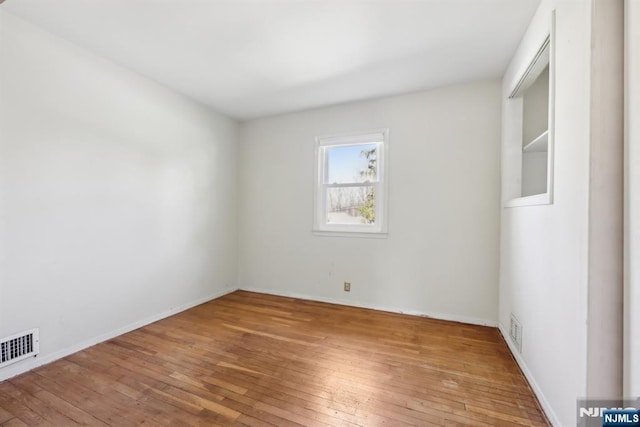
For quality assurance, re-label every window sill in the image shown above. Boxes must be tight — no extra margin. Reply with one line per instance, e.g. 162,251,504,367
312,230,389,239
504,192,553,208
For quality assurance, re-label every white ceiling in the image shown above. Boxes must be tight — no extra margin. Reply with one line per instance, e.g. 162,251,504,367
3,0,539,120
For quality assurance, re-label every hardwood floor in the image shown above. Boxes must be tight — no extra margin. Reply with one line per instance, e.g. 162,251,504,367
0,291,549,426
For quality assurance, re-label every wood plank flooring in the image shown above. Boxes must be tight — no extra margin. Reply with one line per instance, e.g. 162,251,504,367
0,291,549,426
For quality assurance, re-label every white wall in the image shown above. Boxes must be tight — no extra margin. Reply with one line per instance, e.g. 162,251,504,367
500,2,590,425
0,11,238,380
238,80,501,325
586,0,624,399
500,1,625,425
624,0,640,397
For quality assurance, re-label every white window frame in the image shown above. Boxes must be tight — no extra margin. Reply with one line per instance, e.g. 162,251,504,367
313,128,389,238
504,12,556,208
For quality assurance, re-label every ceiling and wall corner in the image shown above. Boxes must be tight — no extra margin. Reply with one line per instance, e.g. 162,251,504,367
1,0,540,120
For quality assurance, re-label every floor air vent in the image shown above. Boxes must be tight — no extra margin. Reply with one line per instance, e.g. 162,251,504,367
0,328,39,368
509,314,522,353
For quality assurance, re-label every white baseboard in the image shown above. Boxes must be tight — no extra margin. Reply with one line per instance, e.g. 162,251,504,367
240,286,497,327
498,323,561,427
0,286,238,382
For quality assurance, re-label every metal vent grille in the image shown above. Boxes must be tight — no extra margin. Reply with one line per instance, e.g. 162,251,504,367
0,329,39,369
509,314,522,353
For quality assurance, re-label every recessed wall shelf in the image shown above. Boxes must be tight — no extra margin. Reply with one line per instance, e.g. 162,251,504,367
523,130,548,153
503,12,555,208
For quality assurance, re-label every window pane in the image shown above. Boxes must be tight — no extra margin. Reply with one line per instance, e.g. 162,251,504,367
326,143,378,184
326,186,375,225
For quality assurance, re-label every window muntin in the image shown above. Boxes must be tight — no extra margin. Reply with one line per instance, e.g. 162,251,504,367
314,130,388,235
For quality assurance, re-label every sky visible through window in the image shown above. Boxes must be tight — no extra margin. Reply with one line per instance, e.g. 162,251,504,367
327,143,377,183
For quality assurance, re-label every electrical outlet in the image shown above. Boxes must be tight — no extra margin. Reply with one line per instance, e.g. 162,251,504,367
344,282,351,292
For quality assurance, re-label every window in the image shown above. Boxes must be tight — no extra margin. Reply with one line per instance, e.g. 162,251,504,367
313,129,389,236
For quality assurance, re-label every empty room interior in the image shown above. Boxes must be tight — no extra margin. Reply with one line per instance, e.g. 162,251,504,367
0,0,638,426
